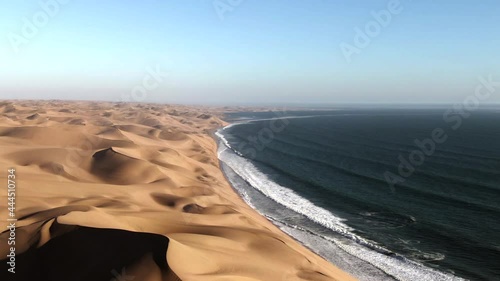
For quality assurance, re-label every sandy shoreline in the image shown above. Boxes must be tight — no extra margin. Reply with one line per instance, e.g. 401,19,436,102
0,100,354,281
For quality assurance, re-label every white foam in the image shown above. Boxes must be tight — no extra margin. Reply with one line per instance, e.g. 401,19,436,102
216,134,386,250
330,237,464,281
216,128,467,281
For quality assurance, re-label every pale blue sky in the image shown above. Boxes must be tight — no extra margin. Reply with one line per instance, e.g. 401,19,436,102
1,0,499,105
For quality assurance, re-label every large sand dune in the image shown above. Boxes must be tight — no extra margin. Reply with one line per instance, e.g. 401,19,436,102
0,101,354,281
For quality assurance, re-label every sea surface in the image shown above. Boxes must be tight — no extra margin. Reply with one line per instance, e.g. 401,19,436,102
215,108,500,281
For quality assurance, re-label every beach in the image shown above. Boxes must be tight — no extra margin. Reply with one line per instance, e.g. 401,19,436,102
0,100,354,281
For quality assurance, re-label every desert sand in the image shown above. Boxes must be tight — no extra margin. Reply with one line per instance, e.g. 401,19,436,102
0,100,355,281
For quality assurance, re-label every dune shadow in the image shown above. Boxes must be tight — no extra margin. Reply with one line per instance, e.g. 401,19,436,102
0,226,179,281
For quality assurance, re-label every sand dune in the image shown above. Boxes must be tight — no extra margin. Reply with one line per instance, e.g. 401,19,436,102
0,100,354,281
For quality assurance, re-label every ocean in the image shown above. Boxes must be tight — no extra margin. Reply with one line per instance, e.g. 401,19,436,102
215,108,500,281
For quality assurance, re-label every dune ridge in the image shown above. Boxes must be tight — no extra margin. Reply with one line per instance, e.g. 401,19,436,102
0,100,354,281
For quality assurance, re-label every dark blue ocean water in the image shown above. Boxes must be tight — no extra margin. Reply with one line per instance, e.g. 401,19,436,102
216,108,500,281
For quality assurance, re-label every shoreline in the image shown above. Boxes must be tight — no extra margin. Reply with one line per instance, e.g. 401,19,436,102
207,119,361,280
215,113,470,281
213,120,392,281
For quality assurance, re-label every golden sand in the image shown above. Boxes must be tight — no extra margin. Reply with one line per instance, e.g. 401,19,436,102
0,100,354,281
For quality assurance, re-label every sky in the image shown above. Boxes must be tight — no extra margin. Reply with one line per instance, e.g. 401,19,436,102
1,0,500,105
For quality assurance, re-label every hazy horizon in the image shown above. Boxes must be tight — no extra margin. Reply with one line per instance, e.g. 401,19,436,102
1,1,499,105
